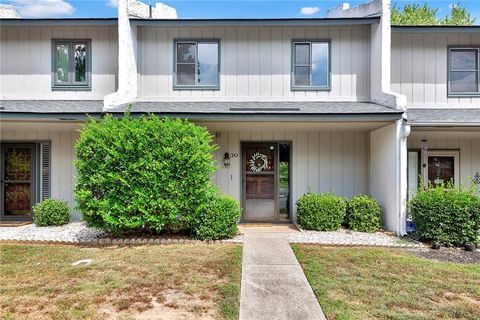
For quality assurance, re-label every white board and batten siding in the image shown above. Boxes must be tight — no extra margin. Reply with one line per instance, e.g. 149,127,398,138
408,131,480,186
0,26,118,100
137,25,371,101
1,125,82,220
391,32,480,108
210,129,369,221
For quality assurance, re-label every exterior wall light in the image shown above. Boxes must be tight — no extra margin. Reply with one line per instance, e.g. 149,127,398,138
223,152,231,166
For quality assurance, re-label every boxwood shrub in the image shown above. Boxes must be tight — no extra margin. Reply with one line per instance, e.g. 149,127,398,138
193,194,241,240
74,113,217,234
345,195,382,233
409,186,480,246
33,198,70,226
296,193,346,231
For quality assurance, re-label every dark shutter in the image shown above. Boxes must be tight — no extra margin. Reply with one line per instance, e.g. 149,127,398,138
40,142,51,200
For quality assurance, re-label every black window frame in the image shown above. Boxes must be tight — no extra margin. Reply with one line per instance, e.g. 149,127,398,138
291,39,331,91
447,46,480,97
51,39,91,91
173,39,220,90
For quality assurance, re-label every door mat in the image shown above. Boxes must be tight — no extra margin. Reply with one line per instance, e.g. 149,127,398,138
0,221,32,227
240,223,273,227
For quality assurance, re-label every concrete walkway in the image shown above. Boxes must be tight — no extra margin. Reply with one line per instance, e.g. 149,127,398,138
239,228,326,320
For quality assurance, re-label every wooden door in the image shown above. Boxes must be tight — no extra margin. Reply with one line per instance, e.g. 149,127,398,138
242,143,277,222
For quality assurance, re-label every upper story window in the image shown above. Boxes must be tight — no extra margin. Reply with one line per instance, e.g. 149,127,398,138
52,40,91,90
174,40,220,89
448,47,479,96
292,40,330,91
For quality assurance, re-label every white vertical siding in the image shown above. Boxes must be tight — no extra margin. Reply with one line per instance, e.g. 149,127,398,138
137,25,371,101
408,131,480,187
0,26,118,100
210,129,370,221
1,124,81,220
391,31,480,107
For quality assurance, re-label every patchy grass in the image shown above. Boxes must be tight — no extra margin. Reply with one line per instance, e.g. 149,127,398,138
0,244,242,320
292,246,480,320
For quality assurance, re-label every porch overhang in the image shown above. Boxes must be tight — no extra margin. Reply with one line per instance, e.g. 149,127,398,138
1,100,404,122
406,108,480,127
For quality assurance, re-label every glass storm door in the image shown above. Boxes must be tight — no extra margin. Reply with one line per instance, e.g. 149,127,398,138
1,144,36,220
424,151,459,188
243,143,277,222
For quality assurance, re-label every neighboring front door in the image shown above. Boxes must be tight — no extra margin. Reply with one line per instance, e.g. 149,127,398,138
242,143,277,222
0,143,36,221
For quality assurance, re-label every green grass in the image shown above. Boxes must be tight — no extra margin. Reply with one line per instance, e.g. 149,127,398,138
292,246,480,320
0,243,242,320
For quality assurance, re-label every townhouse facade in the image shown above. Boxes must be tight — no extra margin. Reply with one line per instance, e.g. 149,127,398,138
1,0,479,235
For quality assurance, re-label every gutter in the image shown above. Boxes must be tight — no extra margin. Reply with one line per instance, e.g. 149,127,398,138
0,112,404,122
408,122,480,127
131,16,380,27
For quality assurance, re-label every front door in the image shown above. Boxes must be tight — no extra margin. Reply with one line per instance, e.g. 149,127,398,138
0,143,36,221
242,143,277,222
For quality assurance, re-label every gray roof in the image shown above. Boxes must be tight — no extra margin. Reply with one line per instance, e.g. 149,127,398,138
1,100,103,113
1,100,402,119
392,26,480,33
1,16,380,27
407,108,480,126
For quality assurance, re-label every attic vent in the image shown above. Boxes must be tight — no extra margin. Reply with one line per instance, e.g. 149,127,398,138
229,107,300,112
40,142,51,200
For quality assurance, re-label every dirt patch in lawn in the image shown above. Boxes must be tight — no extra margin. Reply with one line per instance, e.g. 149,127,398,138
410,247,480,264
0,243,242,320
100,289,217,320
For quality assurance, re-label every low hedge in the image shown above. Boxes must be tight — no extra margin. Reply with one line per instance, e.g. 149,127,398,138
345,195,382,233
297,193,346,231
33,199,70,226
409,186,480,246
193,195,241,240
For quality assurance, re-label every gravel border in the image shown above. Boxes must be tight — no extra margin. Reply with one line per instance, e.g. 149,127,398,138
0,222,244,245
0,222,420,248
287,229,422,247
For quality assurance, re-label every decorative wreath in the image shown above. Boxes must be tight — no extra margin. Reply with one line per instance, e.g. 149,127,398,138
249,152,269,172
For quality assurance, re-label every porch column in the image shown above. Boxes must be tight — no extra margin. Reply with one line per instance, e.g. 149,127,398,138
370,119,410,235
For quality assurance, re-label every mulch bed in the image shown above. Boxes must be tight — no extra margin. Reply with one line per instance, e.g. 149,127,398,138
410,247,480,264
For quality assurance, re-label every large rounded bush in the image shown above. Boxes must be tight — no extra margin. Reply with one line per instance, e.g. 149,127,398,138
409,186,480,246
33,198,70,226
74,114,217,234
193,195,241,240
345,195,382,233
296,193,346,231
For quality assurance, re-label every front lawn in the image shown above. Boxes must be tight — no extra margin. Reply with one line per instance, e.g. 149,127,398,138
293,246,480,320
0,243,242,320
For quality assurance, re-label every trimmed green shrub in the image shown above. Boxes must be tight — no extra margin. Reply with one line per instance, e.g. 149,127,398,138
74,113,217,234
345,195,382,233
193,195,241,240
33,199,70,226
296,193,346,231
409,185,480,246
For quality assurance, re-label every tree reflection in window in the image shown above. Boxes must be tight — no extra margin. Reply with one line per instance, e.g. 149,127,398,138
74,44,87,82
